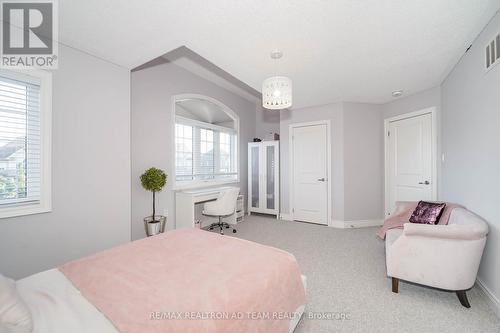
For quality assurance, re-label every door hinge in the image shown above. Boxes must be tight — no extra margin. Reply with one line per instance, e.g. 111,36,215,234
387,131,390,137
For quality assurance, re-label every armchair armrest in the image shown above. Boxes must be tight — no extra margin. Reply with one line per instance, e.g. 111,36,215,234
403,222,488,241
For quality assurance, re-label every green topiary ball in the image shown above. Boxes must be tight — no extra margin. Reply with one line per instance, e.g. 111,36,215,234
140,167,167,192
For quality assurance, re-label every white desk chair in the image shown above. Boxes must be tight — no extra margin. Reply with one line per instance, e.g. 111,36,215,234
203,187,240,235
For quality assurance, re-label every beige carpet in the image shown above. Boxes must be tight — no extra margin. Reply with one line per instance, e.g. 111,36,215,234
223,214,500,333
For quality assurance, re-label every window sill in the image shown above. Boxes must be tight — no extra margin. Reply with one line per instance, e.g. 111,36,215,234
173,179,240,191
0,202,52,219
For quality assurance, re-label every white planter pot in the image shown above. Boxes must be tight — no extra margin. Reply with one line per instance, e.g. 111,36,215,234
144,215,166,237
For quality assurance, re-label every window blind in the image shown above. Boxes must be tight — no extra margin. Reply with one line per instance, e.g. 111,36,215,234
175,117,237,183
0,74,41,206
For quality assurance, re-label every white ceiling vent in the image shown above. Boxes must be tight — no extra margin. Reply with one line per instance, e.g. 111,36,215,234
485,33,500,71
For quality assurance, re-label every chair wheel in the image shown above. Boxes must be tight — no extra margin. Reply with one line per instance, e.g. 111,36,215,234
225,225,229,229
220,231,224,235
209,227,213,230
232,229,237,233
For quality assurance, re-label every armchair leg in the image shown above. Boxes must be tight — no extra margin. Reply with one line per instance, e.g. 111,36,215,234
392,277,399,293
456,290,471,308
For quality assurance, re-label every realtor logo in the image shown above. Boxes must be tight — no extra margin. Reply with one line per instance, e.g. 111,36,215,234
1,0,58,68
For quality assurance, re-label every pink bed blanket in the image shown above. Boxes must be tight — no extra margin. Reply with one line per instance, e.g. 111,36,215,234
376,202,464,239
59,228,306,333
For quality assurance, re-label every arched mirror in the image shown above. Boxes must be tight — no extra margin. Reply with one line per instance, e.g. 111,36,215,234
173,94,239,188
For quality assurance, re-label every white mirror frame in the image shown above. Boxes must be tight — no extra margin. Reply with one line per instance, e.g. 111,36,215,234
171,94,240,190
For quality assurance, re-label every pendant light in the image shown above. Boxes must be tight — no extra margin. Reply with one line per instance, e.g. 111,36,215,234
262,50,292,110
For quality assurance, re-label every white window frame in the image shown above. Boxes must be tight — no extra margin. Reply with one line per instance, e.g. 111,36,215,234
0,69,52,219
172,94,240,190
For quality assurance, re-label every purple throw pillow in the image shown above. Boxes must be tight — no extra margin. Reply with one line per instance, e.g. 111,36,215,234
409,201,446,225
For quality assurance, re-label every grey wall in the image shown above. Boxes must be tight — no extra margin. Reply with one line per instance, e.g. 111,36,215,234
279,103,345,220
441,11,500,304
378,11,500,307
279,85,441,223
279,102,384,222
0,44,131,279
382,86,441,119
343,103,384,221
381,86,443,198
255,106,280,139
131,62,256,240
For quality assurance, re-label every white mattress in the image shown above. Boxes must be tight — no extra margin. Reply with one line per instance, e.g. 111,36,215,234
17,269,306,333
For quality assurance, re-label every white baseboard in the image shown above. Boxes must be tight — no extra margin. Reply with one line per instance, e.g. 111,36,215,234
330,220,345,228
330,219,383,229
476,278,500,318
279,215,383,229
344,219,384,228
279,213,293,221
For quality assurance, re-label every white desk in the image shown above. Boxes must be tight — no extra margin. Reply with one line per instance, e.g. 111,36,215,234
175,186,238,229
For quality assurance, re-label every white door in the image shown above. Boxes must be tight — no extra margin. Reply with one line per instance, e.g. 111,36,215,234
386,112,435,215
292,124,328,224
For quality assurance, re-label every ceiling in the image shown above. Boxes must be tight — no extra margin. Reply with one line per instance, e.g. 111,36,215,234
59,0,500,108
161,47,261,103
176,98,234,126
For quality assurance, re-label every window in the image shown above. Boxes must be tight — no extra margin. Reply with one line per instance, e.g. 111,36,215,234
175,118,238,186
174,96,239,188
198,128,214,179
0,70,51,218
219,132,232,174
175,123,193,181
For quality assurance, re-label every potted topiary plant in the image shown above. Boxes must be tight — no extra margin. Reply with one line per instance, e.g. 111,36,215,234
140,167,167,237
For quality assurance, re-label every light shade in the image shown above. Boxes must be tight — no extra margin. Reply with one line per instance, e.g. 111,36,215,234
262,76,292,110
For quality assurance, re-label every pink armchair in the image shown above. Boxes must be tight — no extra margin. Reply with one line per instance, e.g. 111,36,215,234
385,204,489,308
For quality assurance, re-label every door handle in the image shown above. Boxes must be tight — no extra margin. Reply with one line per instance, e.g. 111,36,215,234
418,181,430,185
317,178,326,182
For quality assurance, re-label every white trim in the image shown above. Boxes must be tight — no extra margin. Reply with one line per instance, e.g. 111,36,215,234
279,213,293,221
278,217,383,229
330,219,384,229
384,107,438,216
330,220,345,228
343,219,384,228
476,278,500,318
173,179,240,191
289,120,332,225
0,69,52,219
171,94,240,191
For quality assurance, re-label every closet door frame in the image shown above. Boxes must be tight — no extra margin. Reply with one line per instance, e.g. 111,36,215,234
247,141,279,217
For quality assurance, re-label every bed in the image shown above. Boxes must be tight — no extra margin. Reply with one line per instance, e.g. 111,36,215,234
12,228,307,333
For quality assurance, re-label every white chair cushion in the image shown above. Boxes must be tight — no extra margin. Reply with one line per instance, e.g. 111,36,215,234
0,274,33,333
203,187,240,217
